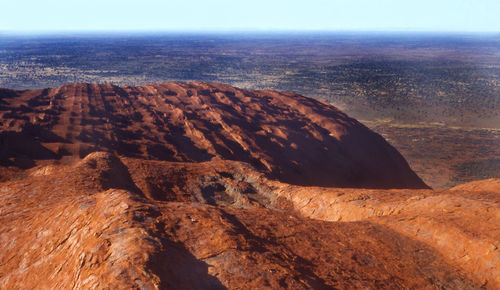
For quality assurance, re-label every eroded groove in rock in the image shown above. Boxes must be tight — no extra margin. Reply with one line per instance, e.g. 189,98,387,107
275,181,500,287
1,82,497,289
0,82,427,189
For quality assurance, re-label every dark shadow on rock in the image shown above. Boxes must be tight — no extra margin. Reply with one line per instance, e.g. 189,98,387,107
77,152,145,197
201,183,233,206
22,123,70,143
0,130,57,168
148,226,227,290
356,221,478,288
0,88,19,101
217,210,331,289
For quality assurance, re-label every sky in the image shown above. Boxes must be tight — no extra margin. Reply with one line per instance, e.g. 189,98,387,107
1,0,500,32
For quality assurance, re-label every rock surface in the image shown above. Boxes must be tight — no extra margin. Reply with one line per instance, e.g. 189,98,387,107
449,178,500,192
0,82,427,189
0,82,498,289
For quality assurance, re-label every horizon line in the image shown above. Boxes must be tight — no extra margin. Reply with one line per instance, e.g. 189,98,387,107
1,28,500,35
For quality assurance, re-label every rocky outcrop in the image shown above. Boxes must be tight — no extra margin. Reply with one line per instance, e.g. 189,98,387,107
2,82,497,289
273,182,500,288
0,82,427,189
449,178,500,192
0,155,487,288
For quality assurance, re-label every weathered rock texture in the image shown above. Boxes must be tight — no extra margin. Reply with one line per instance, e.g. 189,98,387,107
0,82,497,289
0,82,427,189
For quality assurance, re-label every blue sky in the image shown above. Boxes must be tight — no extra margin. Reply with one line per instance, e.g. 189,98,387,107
2,0,500,32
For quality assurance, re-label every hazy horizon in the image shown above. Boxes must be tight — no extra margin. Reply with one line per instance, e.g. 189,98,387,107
2,30,500,36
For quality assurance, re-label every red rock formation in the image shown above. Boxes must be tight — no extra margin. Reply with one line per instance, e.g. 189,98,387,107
1,82,497,289
449,178,500,192
273,180,500,288
0,154,487,288
0,82,427,189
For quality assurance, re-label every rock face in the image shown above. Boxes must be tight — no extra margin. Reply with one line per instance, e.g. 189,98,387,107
1,82,498,289
0,82,427,189
0,152,498,289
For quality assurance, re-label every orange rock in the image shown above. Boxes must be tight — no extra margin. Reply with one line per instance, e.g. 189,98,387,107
1,82,496,288
0,82,427,189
